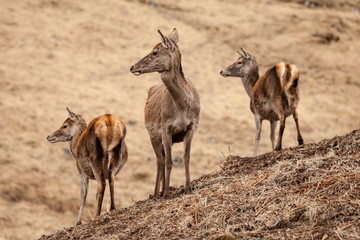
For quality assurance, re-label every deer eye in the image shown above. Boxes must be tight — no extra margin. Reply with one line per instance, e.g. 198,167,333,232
63,125,68,129
237,61,243,65
153,49,158,56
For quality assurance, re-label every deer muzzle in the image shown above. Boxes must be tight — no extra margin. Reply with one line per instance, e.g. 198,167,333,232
130,65,142,76
47,135,57,143
46,133,72,143
220,69,230,77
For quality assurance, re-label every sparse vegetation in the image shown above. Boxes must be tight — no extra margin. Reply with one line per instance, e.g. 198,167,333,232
40,130,360,239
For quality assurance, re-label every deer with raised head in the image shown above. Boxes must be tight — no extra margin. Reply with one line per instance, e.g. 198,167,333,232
130,28,200,199
220,48,303,155
47,108,128,224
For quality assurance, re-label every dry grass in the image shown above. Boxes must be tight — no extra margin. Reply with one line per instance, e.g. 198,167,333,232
40,129,360,240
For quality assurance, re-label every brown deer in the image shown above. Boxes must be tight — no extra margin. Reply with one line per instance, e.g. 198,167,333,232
47,108,128,224
130,28,200,199
220,48,303,155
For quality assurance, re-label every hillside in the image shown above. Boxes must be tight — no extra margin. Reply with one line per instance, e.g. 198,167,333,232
1,0,360,239
39,129,360,240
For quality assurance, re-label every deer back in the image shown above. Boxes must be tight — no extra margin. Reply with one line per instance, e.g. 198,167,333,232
251,63,300,119
79,114,125,153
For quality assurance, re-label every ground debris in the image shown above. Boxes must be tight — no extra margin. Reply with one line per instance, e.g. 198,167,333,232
40,129,360,240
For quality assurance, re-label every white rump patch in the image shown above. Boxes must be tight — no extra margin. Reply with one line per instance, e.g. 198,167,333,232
287,64,299,89
277,63,286,89
291,65,297,78
108,122,123,151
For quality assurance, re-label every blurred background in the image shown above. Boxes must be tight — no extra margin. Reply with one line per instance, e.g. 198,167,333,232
0,0,359,239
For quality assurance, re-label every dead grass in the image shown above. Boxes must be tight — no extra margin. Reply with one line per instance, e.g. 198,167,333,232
40,129,360,240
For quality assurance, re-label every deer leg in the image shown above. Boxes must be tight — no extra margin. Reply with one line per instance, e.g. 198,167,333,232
254,115,263,156
89,160,106,217
94,170,106,216
108,152,117,211
270,120,277,151
90,157,106,217
76,174,89,225
161,160,165,197
162,133,173,199
183,130,194,194
290,99,304,145
150,138,165,198
108,166,115,211
275,112,287,151
91,137,106,217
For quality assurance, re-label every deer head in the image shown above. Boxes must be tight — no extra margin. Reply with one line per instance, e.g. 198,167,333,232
220,48,258,78
130,28,180,75
47,107,80,143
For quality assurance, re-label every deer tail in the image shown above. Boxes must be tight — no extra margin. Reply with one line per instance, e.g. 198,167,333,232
102,125,127,179
276,63,299,90
276,63,300,106
286,64,299,90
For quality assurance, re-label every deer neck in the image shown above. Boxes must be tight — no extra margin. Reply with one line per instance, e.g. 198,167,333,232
242,66,259,98
160,53,191,111
69,118,87,158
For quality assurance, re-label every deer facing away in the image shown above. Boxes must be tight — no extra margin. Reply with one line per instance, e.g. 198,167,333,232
130,28,200,199
47,108,128,224
220,48,303,155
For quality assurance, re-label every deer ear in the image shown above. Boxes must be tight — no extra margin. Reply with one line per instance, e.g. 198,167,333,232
168,28,179,44
240,47,251,60
66,107,77,121
237,50,245,58
158,29,169,49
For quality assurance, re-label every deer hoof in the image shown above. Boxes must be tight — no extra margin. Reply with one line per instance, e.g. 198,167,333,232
274,146,281,151
185,185,192,194
162,192,169,199
75,220,82,226
150,193,160,199
298,139,304,145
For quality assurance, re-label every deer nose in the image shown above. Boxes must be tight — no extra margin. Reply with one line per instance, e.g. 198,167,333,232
130,65,134,72
220,70,223,75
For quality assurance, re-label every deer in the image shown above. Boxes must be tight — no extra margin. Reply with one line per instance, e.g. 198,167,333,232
47,108,128,224
130,28,200,199
220,48,304,156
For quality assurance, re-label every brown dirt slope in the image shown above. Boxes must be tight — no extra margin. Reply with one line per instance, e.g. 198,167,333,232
39,129,360,240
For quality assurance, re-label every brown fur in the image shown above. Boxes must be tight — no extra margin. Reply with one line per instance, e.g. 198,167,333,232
220,48,303,155
130,29,200,198
47,108,128,224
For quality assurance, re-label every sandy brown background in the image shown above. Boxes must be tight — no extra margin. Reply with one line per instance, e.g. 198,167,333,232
0,0,359,239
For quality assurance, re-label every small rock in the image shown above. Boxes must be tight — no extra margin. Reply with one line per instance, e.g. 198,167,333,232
64,148,72,157
173,156,184,167
128,120,137,126
48,52,56,59
311,31,340,44
149,1,158,7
